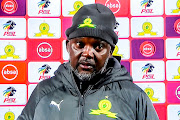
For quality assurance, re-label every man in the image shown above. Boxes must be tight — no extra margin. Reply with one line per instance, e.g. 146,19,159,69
17,3,159,120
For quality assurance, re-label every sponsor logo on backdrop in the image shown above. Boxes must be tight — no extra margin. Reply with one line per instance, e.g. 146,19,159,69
142,63,155,79
174,19,180,34
38,0,51,14
140,41,156,57
0,44,19,59
178,110,180,119
144,87,159,102
3,20,16,36
176,42,180,56
3,87,16,103
38,64,51,80
4,111,15,120
173,66,180,79
105,0,121,14
37,42,53,58
172,0,180,13
34,22,54,37
112,45,124,58
176,85,180,100
69,1,84,15
141,0,153,13
138,22,157,36
1,64,18,81
1,0,18,14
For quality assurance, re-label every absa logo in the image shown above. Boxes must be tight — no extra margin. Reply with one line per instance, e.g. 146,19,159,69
176,85,180,100
174,19,180,34
1,0,18,14
105,0,121,14
1,64,18,81
37,42,53,58
140,41,156,57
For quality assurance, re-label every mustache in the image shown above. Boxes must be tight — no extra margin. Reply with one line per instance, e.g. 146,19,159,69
77,58,96,67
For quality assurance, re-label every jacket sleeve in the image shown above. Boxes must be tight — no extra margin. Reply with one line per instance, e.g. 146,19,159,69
17,84,42,120
135,91,159,120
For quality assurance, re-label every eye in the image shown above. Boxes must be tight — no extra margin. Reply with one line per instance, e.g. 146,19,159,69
76,41,84,48
94,43,104,51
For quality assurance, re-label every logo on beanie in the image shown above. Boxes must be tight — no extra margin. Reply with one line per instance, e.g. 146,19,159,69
78,17,96,28
69,1,84,15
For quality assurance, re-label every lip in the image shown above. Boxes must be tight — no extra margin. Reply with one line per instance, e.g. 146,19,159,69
79,63,94,70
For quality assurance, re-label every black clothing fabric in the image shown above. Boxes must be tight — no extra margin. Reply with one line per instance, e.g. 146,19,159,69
17,57,159,120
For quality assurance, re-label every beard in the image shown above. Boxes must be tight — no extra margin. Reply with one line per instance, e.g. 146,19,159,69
70,57,109,82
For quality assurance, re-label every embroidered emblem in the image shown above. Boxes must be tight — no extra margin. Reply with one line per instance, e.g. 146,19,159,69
78,17,96,28
89,96,118,118
50,100,63,111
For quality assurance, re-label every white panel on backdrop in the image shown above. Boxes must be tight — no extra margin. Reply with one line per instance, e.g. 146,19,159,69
0,106,24,120
115,17,129,38
114,39,130,60
167,105,180,120
166,60,180,81
131,0,163,16
165,0,180,15
28,18,61,39
28,62,61,83
0,40,26,61
166,38,180,59
0,84,27,105
131,17,164,38
28,0,61,16
62,0,95,17
0,18,26,38
28,84,37,99
132,61,165,81
135,83,165,103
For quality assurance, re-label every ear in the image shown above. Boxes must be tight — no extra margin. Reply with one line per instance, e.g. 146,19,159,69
66,40,70,53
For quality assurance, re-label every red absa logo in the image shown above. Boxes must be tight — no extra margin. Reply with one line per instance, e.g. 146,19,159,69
37,42,53,58
140,41,156,57
1,0,18,14
2,64,18,81
105,0,121,14
174,19,180,34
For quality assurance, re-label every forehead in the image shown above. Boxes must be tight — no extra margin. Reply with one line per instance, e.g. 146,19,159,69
70,37,109,44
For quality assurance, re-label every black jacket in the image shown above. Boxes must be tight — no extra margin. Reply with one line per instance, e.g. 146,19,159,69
17,57,159,120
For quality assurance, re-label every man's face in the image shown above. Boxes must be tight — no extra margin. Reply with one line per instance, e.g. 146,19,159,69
66,37,111,76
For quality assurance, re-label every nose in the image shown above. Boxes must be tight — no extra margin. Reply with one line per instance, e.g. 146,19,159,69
81,45,94,58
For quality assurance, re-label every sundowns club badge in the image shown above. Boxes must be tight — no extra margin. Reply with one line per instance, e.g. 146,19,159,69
89,96,118,118
172,0,180,13
78,17,96,28
138,22,157,36
4,111,15,120
0,44,19,59
69,1,84,15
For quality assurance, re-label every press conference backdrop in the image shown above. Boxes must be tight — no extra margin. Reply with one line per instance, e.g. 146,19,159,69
0,0,180,119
